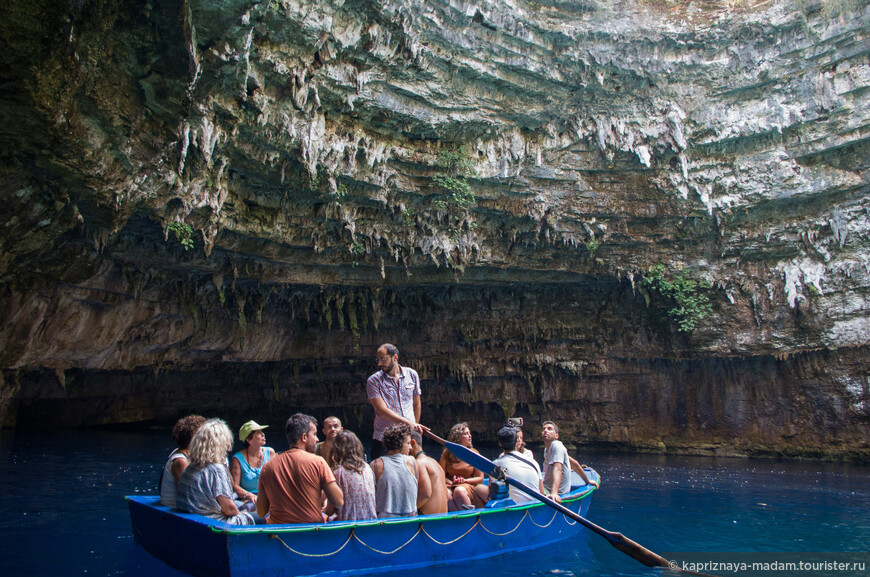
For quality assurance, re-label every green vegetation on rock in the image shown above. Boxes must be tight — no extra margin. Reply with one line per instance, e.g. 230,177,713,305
432,146,476,211
167,223,195,251
641,264,713,332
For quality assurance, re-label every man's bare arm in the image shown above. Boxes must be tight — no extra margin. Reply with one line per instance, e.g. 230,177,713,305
369,396,426,433
568,455,598,488
369,397,414,425
323,481,344,508
550,462,563,504
256,488,270,518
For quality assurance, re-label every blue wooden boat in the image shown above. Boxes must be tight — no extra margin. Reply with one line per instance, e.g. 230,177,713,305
127,469,599,577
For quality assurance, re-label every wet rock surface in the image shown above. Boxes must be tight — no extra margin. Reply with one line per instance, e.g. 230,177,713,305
0,0,868,458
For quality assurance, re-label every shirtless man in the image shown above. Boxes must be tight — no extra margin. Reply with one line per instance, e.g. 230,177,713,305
409,431,448,515
314,416,342,465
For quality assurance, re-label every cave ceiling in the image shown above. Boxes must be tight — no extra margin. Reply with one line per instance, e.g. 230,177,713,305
0,0,868,445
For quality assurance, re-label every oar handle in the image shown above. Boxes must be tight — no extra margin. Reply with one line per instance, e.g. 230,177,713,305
423,429,448,446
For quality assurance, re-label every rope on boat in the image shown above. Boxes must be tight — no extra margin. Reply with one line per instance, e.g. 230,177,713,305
476,511,528,537
271,531,354,557
270,502,581,556
352,525,423,554
420,518,481,544
525,508,559,528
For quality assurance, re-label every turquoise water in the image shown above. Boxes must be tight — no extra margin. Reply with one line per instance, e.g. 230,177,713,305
1,429,868,577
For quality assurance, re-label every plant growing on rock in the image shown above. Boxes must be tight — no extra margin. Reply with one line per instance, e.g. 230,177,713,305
349,241,365,266
585,238,600,255
432,146,476,210
641,264,713,332
167,222,195,250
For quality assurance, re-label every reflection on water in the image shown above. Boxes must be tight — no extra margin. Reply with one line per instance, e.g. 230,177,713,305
1,429,868,577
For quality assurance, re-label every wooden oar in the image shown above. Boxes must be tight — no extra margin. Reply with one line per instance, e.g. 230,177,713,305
424,429,714,576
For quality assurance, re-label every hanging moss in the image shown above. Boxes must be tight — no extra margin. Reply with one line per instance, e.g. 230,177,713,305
335,291,346,331
356,290,369,332
236,296,247,351
499,397,516,422
321,291,334,329
271,373,280,402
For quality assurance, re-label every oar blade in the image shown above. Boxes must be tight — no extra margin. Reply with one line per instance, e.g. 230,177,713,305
608,534,674,568
442,440,499,476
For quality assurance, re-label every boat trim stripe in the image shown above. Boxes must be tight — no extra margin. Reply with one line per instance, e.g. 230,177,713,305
210,486,595,536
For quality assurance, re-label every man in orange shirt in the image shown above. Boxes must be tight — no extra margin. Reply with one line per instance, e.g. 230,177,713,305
257,413,344,523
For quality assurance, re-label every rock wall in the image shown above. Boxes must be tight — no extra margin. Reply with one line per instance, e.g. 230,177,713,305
0,0,868,458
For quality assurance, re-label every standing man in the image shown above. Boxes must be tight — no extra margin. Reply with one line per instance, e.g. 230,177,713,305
367,343,424,459
409,431,449,515
541,421,571,504
257,413,343,524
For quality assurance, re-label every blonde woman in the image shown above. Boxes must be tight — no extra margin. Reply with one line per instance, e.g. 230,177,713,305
177,418,255,525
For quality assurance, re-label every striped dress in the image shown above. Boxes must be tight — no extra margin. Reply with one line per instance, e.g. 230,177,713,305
177,462,254,525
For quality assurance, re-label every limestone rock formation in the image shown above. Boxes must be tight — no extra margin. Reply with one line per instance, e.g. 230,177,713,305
0,0,868,458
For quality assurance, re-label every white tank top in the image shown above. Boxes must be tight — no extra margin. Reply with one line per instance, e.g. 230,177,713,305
159,449,188,507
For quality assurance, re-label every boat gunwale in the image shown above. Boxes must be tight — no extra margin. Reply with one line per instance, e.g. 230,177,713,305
127,475,598,536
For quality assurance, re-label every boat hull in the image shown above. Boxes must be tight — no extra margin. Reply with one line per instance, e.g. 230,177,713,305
128,473,597,577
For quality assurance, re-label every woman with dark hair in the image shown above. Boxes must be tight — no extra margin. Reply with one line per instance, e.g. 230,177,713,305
325,431,376,521
177,419,255,525
439,422,488,510
160,414,206,508
230,420,276,510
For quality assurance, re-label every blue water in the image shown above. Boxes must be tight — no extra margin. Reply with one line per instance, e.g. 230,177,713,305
2,429,868,577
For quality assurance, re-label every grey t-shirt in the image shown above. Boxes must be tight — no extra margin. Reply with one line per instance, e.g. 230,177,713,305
543,440,571,496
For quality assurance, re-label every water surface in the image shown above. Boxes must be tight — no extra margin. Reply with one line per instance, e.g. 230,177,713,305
2,429,867,577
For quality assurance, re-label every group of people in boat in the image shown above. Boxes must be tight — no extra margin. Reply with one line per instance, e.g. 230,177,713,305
157,343,598,525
